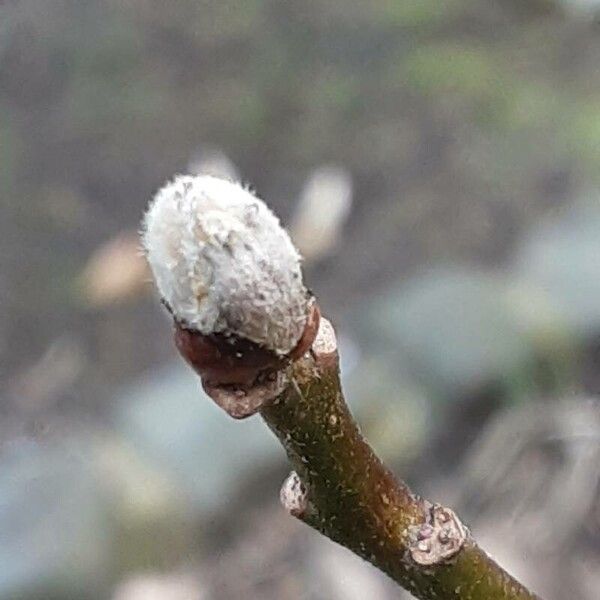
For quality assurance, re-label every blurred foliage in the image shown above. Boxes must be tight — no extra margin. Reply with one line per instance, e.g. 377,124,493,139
0,443,112,599
363,267,576,404
1,1,600,598
113,363,280,516
515,194,600,337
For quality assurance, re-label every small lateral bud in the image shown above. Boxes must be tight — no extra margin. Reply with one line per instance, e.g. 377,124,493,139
280,471,308,517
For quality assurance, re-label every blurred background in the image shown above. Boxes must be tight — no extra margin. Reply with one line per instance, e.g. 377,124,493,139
1,1,600,598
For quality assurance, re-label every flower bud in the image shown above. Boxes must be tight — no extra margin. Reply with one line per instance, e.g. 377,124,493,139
142,174,310,356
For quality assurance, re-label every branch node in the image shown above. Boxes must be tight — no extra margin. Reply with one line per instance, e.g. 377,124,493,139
177,301,321,419
409,504,469,566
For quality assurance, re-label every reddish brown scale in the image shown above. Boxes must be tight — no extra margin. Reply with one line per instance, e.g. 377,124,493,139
173,302,320,388
288,301,321,360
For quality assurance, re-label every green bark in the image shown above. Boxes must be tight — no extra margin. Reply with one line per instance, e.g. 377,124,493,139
260,350,540,600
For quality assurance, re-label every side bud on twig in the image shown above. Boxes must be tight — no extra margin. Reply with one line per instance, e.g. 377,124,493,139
142,174,319,417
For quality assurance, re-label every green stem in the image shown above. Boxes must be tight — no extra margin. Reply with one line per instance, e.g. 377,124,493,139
260,350,540,600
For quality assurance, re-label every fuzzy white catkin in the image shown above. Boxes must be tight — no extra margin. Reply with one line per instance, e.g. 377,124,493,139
142,175,309,355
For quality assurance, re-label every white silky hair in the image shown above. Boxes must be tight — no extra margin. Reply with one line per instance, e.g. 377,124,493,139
142,175,308,355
